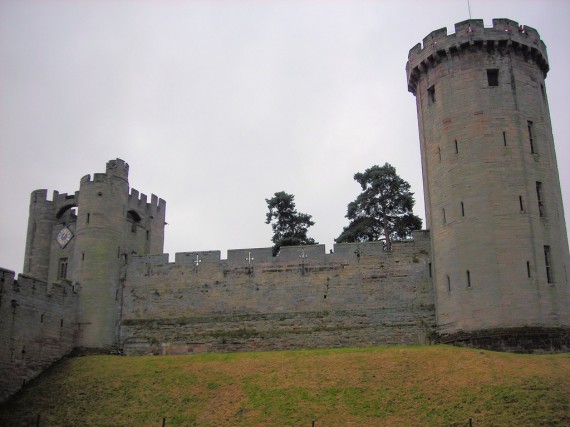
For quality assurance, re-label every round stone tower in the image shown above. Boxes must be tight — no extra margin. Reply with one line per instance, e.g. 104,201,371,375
72,159,130,350
406,19,570,349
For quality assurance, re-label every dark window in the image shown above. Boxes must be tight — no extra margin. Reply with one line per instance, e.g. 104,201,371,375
58,258,68,279
437,146,441,162
519,196,524,212
428,263,432,278
447,275,451,292
461,202,465,217
503,131,507,146
442,208,446,224
540,84,545,100
544,246,553,283
428,85,435,104
527,261,531,278
466,270,471,287
487,69,499,86
454,139,458,153
528,121,535,153
536,182,544,216
86,213,90,224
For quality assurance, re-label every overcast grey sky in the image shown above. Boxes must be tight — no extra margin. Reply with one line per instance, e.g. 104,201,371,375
1,0,569,273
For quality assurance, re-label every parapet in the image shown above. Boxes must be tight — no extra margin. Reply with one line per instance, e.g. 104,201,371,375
175,251,222,265
79,158,130,185
128,189,166,219
406,18,549,95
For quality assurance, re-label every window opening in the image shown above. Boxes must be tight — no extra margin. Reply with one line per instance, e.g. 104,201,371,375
544,246,553,283
536,182,544,216
442,208,446,224
87,213,90,224
519,196,524,212
454,140,458,153
428,263,432,278
58,258,68,280
428,85,435,104
527,261,531,278
447,275,451,293
503,131,507,146
466,270,471,287
437,147,441,162
461,202,465,217
528,121,535,153
487,69,499,86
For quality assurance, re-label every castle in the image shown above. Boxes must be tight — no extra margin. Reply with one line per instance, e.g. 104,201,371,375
1,18,569,403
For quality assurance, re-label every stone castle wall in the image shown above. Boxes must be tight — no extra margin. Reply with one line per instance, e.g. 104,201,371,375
120,231,435,355
0,268,78,402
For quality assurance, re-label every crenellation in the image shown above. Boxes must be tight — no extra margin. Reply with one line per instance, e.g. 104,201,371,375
407,18,550,95
93,173,106,183
175,251,221,264
31,189,49,203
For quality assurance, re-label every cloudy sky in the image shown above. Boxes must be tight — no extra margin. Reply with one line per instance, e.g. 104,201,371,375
1,0,569,273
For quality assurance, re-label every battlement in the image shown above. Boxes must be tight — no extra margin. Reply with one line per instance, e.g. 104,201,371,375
129,230,430,270
406,18,549,95
79,158,130,185
128,189,166,217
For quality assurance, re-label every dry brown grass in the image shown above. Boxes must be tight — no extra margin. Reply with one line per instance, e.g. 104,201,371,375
1,345,569,426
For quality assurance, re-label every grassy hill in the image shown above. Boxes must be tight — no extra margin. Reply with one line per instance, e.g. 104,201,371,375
1,345,569,426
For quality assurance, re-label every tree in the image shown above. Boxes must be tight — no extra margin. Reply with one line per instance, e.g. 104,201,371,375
265,191,317,256
335,163,422,250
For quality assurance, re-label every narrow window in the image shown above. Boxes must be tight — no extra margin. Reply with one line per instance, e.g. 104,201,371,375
40,313,44,323
487,69,499,86
442,208,446,224
544,246,553,283
503,131,507,146
60,319,64,327
428,85,435,104
536,182,544,216
461,202,465,217
447,275,451,293
519,196,524,212
454,140,459,153
146,230,150,241
527,261,531,278
86,213,90,224
528,121,535,153
58,258,68,280
82,252,85,261
437,146,441,162
540,84,545,100
428,263,432,278
466,270,471,287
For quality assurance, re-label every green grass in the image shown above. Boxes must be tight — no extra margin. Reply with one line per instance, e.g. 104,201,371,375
1,345,569,426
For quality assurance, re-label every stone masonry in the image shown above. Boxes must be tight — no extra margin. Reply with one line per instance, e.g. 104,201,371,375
1,18,569,404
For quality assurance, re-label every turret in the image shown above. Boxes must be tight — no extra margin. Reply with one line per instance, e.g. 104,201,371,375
72,159,131,350
407,19,570,347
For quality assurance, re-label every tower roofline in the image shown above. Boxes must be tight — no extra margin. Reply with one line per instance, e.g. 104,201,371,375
406,18,549,95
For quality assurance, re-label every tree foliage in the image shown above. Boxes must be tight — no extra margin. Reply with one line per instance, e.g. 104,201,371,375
335,163,422,250
265,191,317,256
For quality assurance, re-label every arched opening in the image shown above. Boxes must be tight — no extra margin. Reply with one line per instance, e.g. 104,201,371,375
56,204,78,224
127,210,142,232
